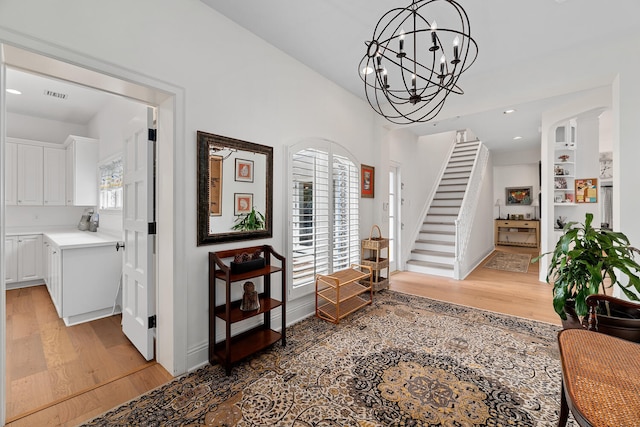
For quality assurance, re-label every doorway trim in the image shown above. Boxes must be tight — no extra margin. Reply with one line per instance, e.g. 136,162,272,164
0,32,187,424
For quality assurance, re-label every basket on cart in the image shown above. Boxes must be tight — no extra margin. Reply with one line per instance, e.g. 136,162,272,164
361,225,389,250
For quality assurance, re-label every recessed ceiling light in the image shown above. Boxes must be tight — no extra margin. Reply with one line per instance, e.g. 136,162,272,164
513,136,523,140
503,109,516,114
6,89,21,95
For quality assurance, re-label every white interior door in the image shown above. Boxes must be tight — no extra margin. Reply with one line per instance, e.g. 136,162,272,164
122,110,156,360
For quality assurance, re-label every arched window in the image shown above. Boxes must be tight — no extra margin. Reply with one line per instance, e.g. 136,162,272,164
287,140,360,300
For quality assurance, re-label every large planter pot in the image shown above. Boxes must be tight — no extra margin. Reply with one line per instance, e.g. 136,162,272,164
562,300,640,343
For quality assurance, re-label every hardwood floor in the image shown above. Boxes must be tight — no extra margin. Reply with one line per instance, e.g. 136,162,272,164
5,246,557,426
390,245,561,326
5,285,173,427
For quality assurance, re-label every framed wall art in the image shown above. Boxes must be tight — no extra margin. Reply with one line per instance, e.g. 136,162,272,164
575,178,598,203
361,164,375,198
505,186,533,205
209,155,223,216
235,158,254,182
234,193,253,215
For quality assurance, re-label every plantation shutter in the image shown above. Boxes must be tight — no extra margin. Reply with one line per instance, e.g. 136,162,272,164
289,142,360,299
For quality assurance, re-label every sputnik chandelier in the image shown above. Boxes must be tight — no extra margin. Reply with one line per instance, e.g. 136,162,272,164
359,0,478,124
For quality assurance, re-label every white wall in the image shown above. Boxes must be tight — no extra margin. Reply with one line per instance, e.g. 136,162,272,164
389,129,455,265
493,164,539,221
0,0,380,371
7,111,87,144
88,96,148,234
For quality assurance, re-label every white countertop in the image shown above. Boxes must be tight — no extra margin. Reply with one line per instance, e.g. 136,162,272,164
7,227,122,249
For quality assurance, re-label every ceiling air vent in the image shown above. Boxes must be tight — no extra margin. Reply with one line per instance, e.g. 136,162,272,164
43,90,68,100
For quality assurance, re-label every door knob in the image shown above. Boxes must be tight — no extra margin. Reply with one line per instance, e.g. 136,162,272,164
116,242,125,251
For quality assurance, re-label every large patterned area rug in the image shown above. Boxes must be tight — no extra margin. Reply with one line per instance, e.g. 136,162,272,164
84,291,574,426
483,251,532,273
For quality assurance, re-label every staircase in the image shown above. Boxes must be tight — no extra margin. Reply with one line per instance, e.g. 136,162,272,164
406,140,480,277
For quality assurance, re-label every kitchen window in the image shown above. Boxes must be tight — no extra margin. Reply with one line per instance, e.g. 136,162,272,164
99,156,123,210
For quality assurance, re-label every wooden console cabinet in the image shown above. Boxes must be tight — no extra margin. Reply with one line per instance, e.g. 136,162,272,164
494,219,540,248
209,245,286,374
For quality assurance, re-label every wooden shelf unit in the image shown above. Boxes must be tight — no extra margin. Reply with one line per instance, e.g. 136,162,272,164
209,245,286,374
361,226,390,292
316,265,372,324
494,219,540,248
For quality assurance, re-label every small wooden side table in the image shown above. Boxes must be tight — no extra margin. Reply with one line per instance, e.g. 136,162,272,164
557,328,640,426
315,265,372,324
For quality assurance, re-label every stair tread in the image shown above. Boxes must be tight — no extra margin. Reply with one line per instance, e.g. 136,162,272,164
407,260,454,269
416,239,455,246
420,230,455,236
412,249,455,257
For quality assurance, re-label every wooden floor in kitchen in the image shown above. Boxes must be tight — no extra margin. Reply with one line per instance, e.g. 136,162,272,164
5,245,557,427
5,285,173,427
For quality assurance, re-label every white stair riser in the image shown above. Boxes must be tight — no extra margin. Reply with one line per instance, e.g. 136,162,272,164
411,252,455,264
429,206,460,215
440,178,469,186
447,158,474,169
422,223,455,233
431,199,462,207
418,232,455,243
436,184,467,192
426,214,457,223
442,172,471,180
414,241,455,252
406,263,454,278
433,193,465,201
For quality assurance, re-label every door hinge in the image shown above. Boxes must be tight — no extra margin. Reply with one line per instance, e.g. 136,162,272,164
148,128,157,142
148,315,157,329
148,222,157,235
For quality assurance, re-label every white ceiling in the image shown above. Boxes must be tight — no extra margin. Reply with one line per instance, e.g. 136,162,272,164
5,68,117,125
201,0,640,152
5,1,638,152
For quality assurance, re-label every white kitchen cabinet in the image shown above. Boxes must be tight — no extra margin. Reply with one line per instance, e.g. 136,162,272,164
16,143,44,205
43,236,62,316
43,147,67,206
5,142,17,205
43,231,122,325
65,135,98,206
5,234,43,284
5,236,18,283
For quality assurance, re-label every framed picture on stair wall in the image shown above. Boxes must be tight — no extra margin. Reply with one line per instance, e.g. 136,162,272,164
505,186,533,205
361,164,375,198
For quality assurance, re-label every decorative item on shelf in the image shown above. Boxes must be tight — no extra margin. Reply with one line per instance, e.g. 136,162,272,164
230,249,265,274
555,216,567,230
494,198,502,219
554,165,565,176
240,281,260,311
558,154,570,162
554,177,567,189
359,0,478,124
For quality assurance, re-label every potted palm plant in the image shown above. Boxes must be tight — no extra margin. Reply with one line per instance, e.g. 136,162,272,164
534,213,640,339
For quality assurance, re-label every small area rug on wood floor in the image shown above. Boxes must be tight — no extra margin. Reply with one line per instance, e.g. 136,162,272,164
84,291,574,426
483,251,532,273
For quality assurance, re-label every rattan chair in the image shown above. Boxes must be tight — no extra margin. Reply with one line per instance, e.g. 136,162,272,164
557,295,640,427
